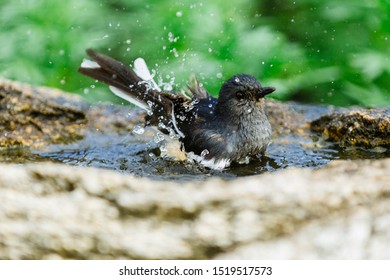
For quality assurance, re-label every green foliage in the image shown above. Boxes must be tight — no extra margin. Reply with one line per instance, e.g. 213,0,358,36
0,0,389,106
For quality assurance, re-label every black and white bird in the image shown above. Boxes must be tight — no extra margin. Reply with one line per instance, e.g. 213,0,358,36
79,49,275,169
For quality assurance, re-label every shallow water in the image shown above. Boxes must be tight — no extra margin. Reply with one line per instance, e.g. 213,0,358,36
2,131,388,181
1,103,389,180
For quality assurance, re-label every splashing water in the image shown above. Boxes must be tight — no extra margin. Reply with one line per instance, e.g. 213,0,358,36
200,149,210,157
153,132,165,143
132,125,145,135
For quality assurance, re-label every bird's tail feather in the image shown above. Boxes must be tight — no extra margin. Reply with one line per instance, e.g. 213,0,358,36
78,49,164,111
78,49,185,137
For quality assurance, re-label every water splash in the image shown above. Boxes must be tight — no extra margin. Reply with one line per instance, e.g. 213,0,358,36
132,125,145,135
153,132,165,143
200,149,209,157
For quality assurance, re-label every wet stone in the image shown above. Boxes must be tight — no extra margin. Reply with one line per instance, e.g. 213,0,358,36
0,79,88,148
311,107,390,148
0,79,145,149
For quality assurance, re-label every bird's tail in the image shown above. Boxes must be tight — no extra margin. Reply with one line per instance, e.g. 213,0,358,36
78,49,185,137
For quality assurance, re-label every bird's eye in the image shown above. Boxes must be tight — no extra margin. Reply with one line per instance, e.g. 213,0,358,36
236,91,245,99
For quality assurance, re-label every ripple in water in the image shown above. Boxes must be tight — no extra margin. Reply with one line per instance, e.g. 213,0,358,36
1,131,388,181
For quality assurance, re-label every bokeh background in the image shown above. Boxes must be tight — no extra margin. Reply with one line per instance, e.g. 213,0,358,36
1,0,389,106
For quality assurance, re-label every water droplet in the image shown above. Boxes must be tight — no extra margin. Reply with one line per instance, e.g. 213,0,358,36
132,125,144,135
153,132,165,143
168,32,178,43
247,108,252,113
176,11,183,17
162,82,173,91
234,77,240,83
160,143,167,152
147,101,154,108
171,48,179,58
208,48,212,53
216,72,223,78
200,149,210,157
126,39,131,44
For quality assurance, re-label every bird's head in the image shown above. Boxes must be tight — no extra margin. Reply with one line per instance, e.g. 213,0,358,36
216,73,275,115
218,74,275,105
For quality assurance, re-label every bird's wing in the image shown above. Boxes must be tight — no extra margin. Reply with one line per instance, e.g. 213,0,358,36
186,74,211,100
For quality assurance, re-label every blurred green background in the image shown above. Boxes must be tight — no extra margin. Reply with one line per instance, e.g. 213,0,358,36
1,0,389,106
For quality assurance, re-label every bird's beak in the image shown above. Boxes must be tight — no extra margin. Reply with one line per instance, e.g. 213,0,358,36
257,87,276,99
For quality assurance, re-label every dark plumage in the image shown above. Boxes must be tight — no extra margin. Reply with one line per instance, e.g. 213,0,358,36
79,49,275,169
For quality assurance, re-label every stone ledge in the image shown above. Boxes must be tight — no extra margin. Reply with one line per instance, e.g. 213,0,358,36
1,159,389,259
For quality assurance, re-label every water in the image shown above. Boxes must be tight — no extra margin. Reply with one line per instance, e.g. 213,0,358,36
1,104,388,181
2,130,388,181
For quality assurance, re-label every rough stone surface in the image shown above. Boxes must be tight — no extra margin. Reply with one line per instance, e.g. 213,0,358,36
311,108,390,147
1,159,390,259
0,79,87,148
0,79,146,148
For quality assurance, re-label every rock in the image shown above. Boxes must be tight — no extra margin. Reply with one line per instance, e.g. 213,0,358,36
0,79,88,148
311,108,390,147
0,159,390,259
0,79,149,148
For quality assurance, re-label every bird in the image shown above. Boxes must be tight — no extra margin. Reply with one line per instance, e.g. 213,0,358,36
78,49,275,170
